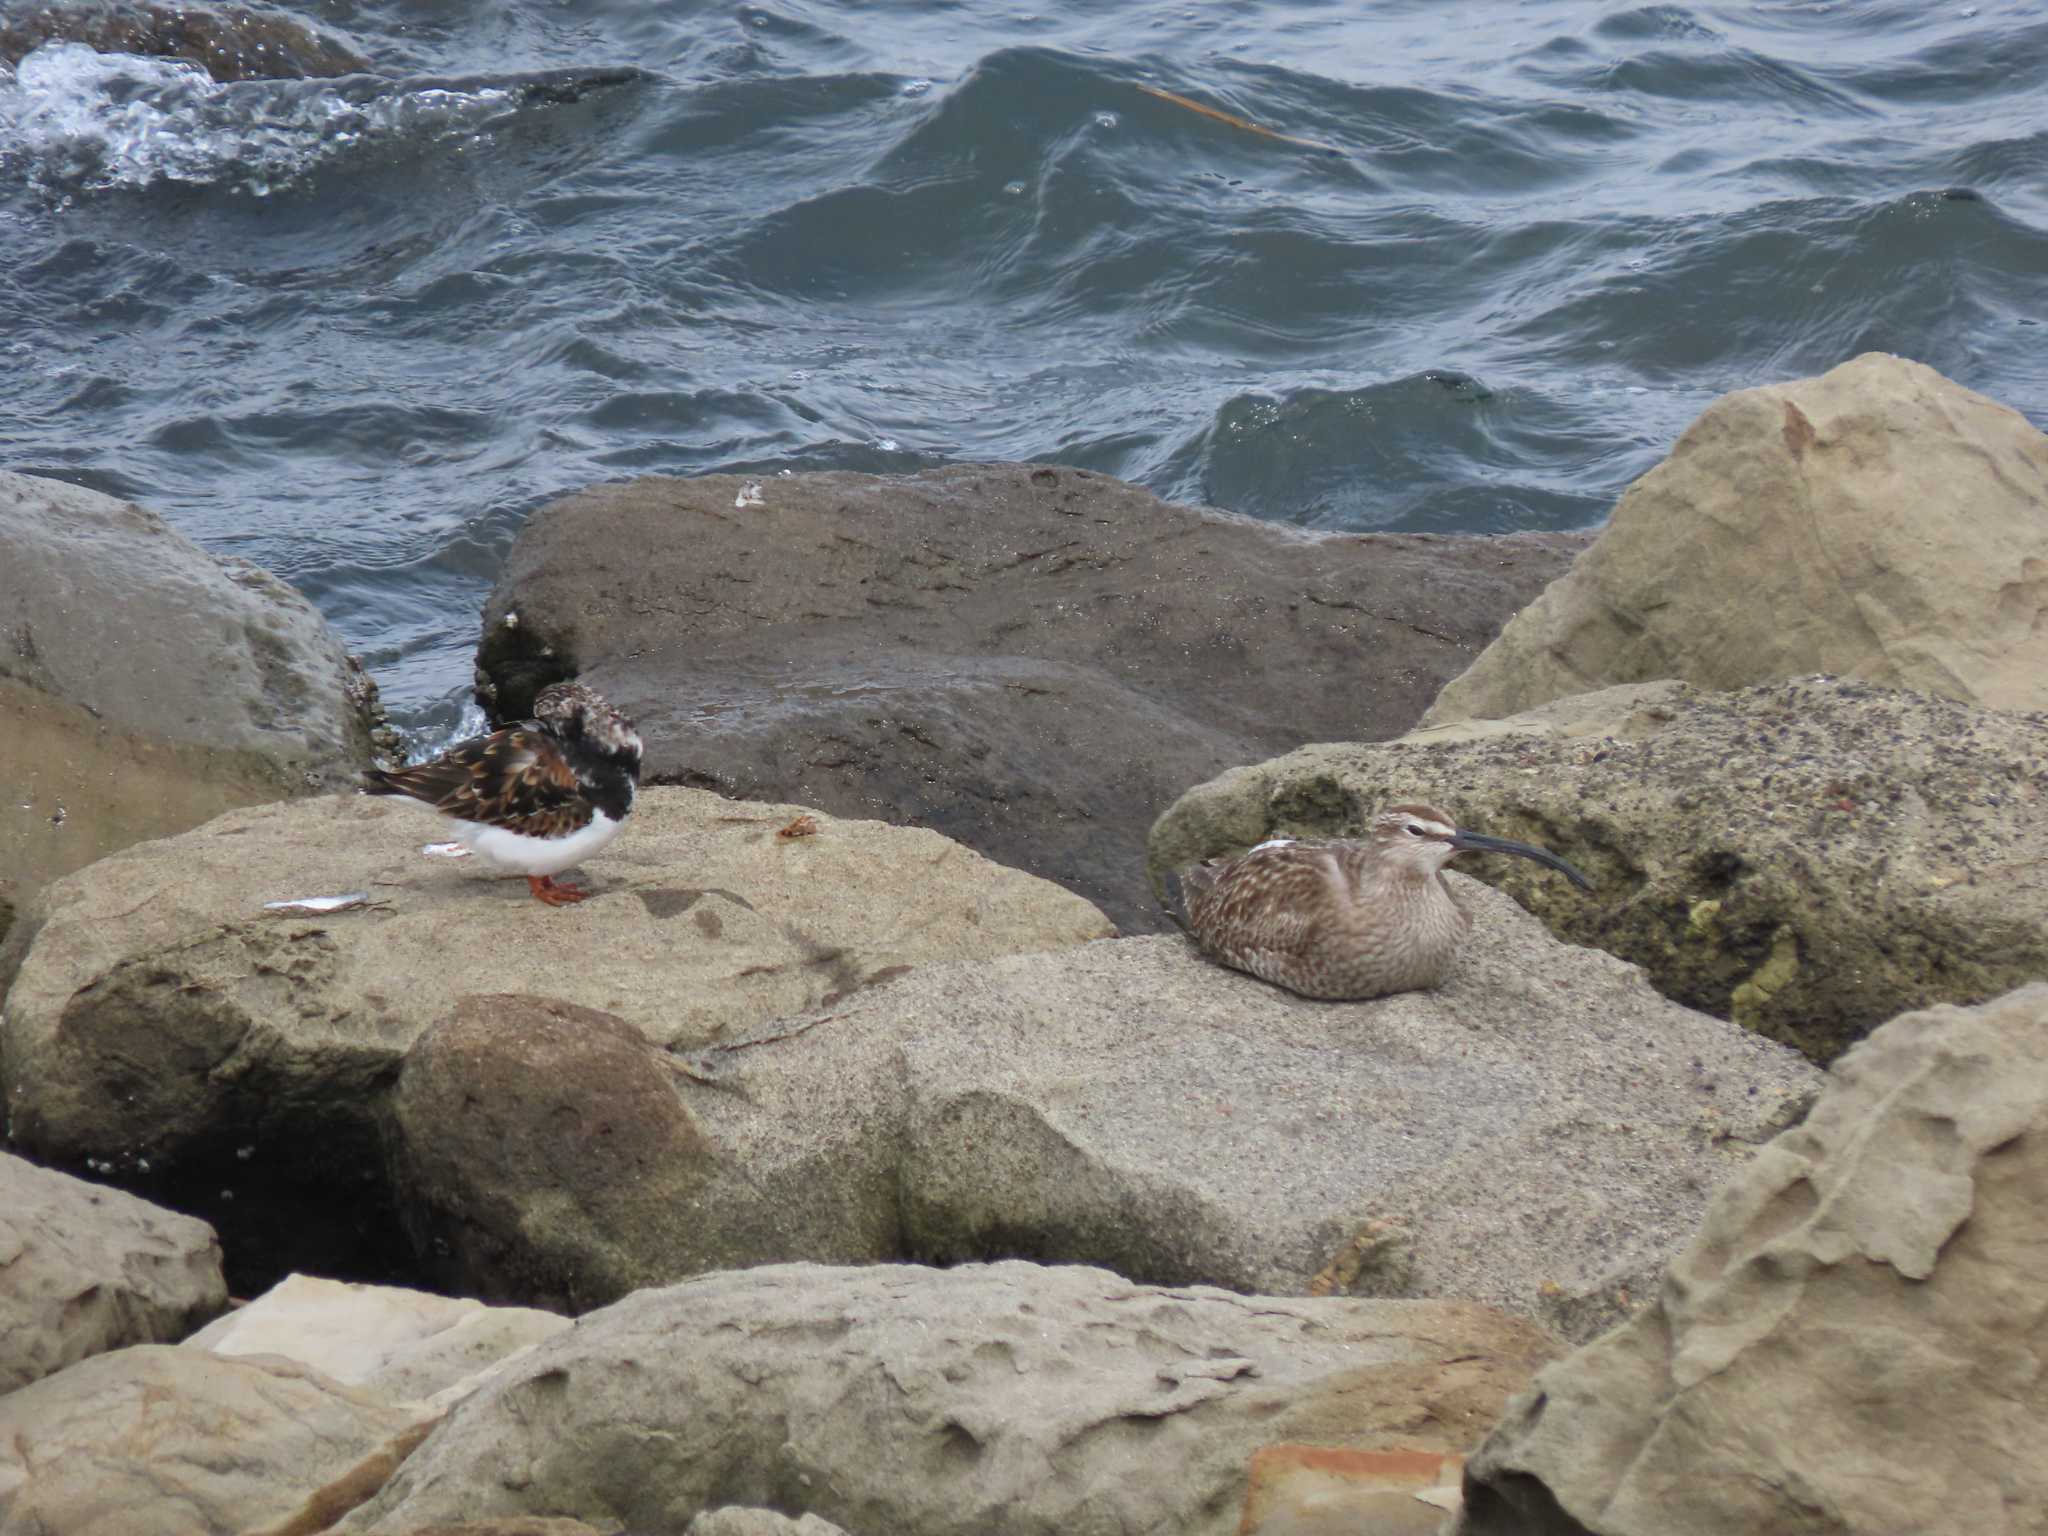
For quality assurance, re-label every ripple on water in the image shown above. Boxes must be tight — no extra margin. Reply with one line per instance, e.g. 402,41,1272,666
0,3,2043,754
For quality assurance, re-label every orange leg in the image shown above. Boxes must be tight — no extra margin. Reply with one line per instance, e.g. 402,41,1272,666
526,874,590,906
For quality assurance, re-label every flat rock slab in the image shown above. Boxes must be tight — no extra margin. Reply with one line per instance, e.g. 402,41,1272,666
0,472,386,918
1458,983,2048,1536
0,1151,226,1394
1151,675,2048,1062
340,1260,1557,1536
0,1344,432,1536
475,464,1586,932
0,787,1109,1288
385,882,1818,1341
1425,352,2048,725
185,1273,570,1411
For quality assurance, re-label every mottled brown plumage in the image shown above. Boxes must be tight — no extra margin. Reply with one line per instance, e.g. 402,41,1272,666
365,725,596,840
1177,802,1591,1000
363,681,642,906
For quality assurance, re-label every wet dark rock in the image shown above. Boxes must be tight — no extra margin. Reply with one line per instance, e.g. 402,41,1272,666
475,465,1587,933
0,2,370,82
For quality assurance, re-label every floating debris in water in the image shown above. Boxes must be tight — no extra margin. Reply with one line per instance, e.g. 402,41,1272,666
261,892,386,915
421,841,472,858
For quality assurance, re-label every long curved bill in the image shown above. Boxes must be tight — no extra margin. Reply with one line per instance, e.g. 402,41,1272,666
1448,830,1593,890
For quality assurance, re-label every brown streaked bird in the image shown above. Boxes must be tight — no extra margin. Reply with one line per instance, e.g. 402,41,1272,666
1175,802,1591,1000
362,681,642,907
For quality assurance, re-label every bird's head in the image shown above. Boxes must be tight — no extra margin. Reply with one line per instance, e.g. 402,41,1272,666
534,681,643,765
1371,802,1591,889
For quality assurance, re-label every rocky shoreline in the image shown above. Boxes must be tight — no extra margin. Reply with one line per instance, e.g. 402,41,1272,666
3,352,2045,1534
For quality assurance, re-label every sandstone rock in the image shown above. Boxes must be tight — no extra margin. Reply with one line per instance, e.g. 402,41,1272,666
1239,1446,1464,1536
0,1344,432,1536
339,1261,1557,1535
1424,353,2048,726
0,2,370,81
688,1513,852,1536
0,1151,226,1393
385,885,1816,1341
0,787,1109,1290
1457,983,2048,1536
389,997,734,1313
0,472,386,926
474,465,1586,933
185,1272,570,1410
1150,676,2048,1062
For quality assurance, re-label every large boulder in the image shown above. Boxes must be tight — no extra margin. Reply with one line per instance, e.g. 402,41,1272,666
0,1151,226,1393
339,1260,1558,1535
0,2,370,81
0,787,1110,1291
385,883,1818,1340
0,1345,432,1536
1424,353,2048,727
473,465,1586,933
1149,676,2048,1062
1456,983,2048,1536
0,472,387,929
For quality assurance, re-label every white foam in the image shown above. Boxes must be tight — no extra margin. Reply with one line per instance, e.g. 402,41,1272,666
0,40,515,196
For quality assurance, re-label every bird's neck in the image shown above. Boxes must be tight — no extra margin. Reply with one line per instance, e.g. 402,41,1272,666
1341,853,1458,927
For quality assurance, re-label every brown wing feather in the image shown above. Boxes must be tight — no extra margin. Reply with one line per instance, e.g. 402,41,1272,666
364,728,595,838
1181,843,1343,972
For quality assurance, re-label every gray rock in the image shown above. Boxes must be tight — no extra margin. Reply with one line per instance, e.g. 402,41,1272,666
0,786,1109,1288
474,464,1586,933
0,2,370,81
1457,983,2048,1536
0,1344,433,1535
1424,353,2048,727
384,883,1817,1342
0,472,387,931
339,1260,1558,1535
0,1151,226,1393
1149,675,2048,1062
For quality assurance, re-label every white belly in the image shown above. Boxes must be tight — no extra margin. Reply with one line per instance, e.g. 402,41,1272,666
454,811,624,877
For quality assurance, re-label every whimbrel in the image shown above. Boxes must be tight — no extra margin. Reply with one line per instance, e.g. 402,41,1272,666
1174,802,1591,1000
363,681,642,906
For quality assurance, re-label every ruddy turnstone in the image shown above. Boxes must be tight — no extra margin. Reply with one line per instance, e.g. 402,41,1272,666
1175,802,1591,1000
363,681,642,907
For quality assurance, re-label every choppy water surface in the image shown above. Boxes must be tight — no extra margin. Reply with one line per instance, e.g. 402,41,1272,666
2,1,2043,749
